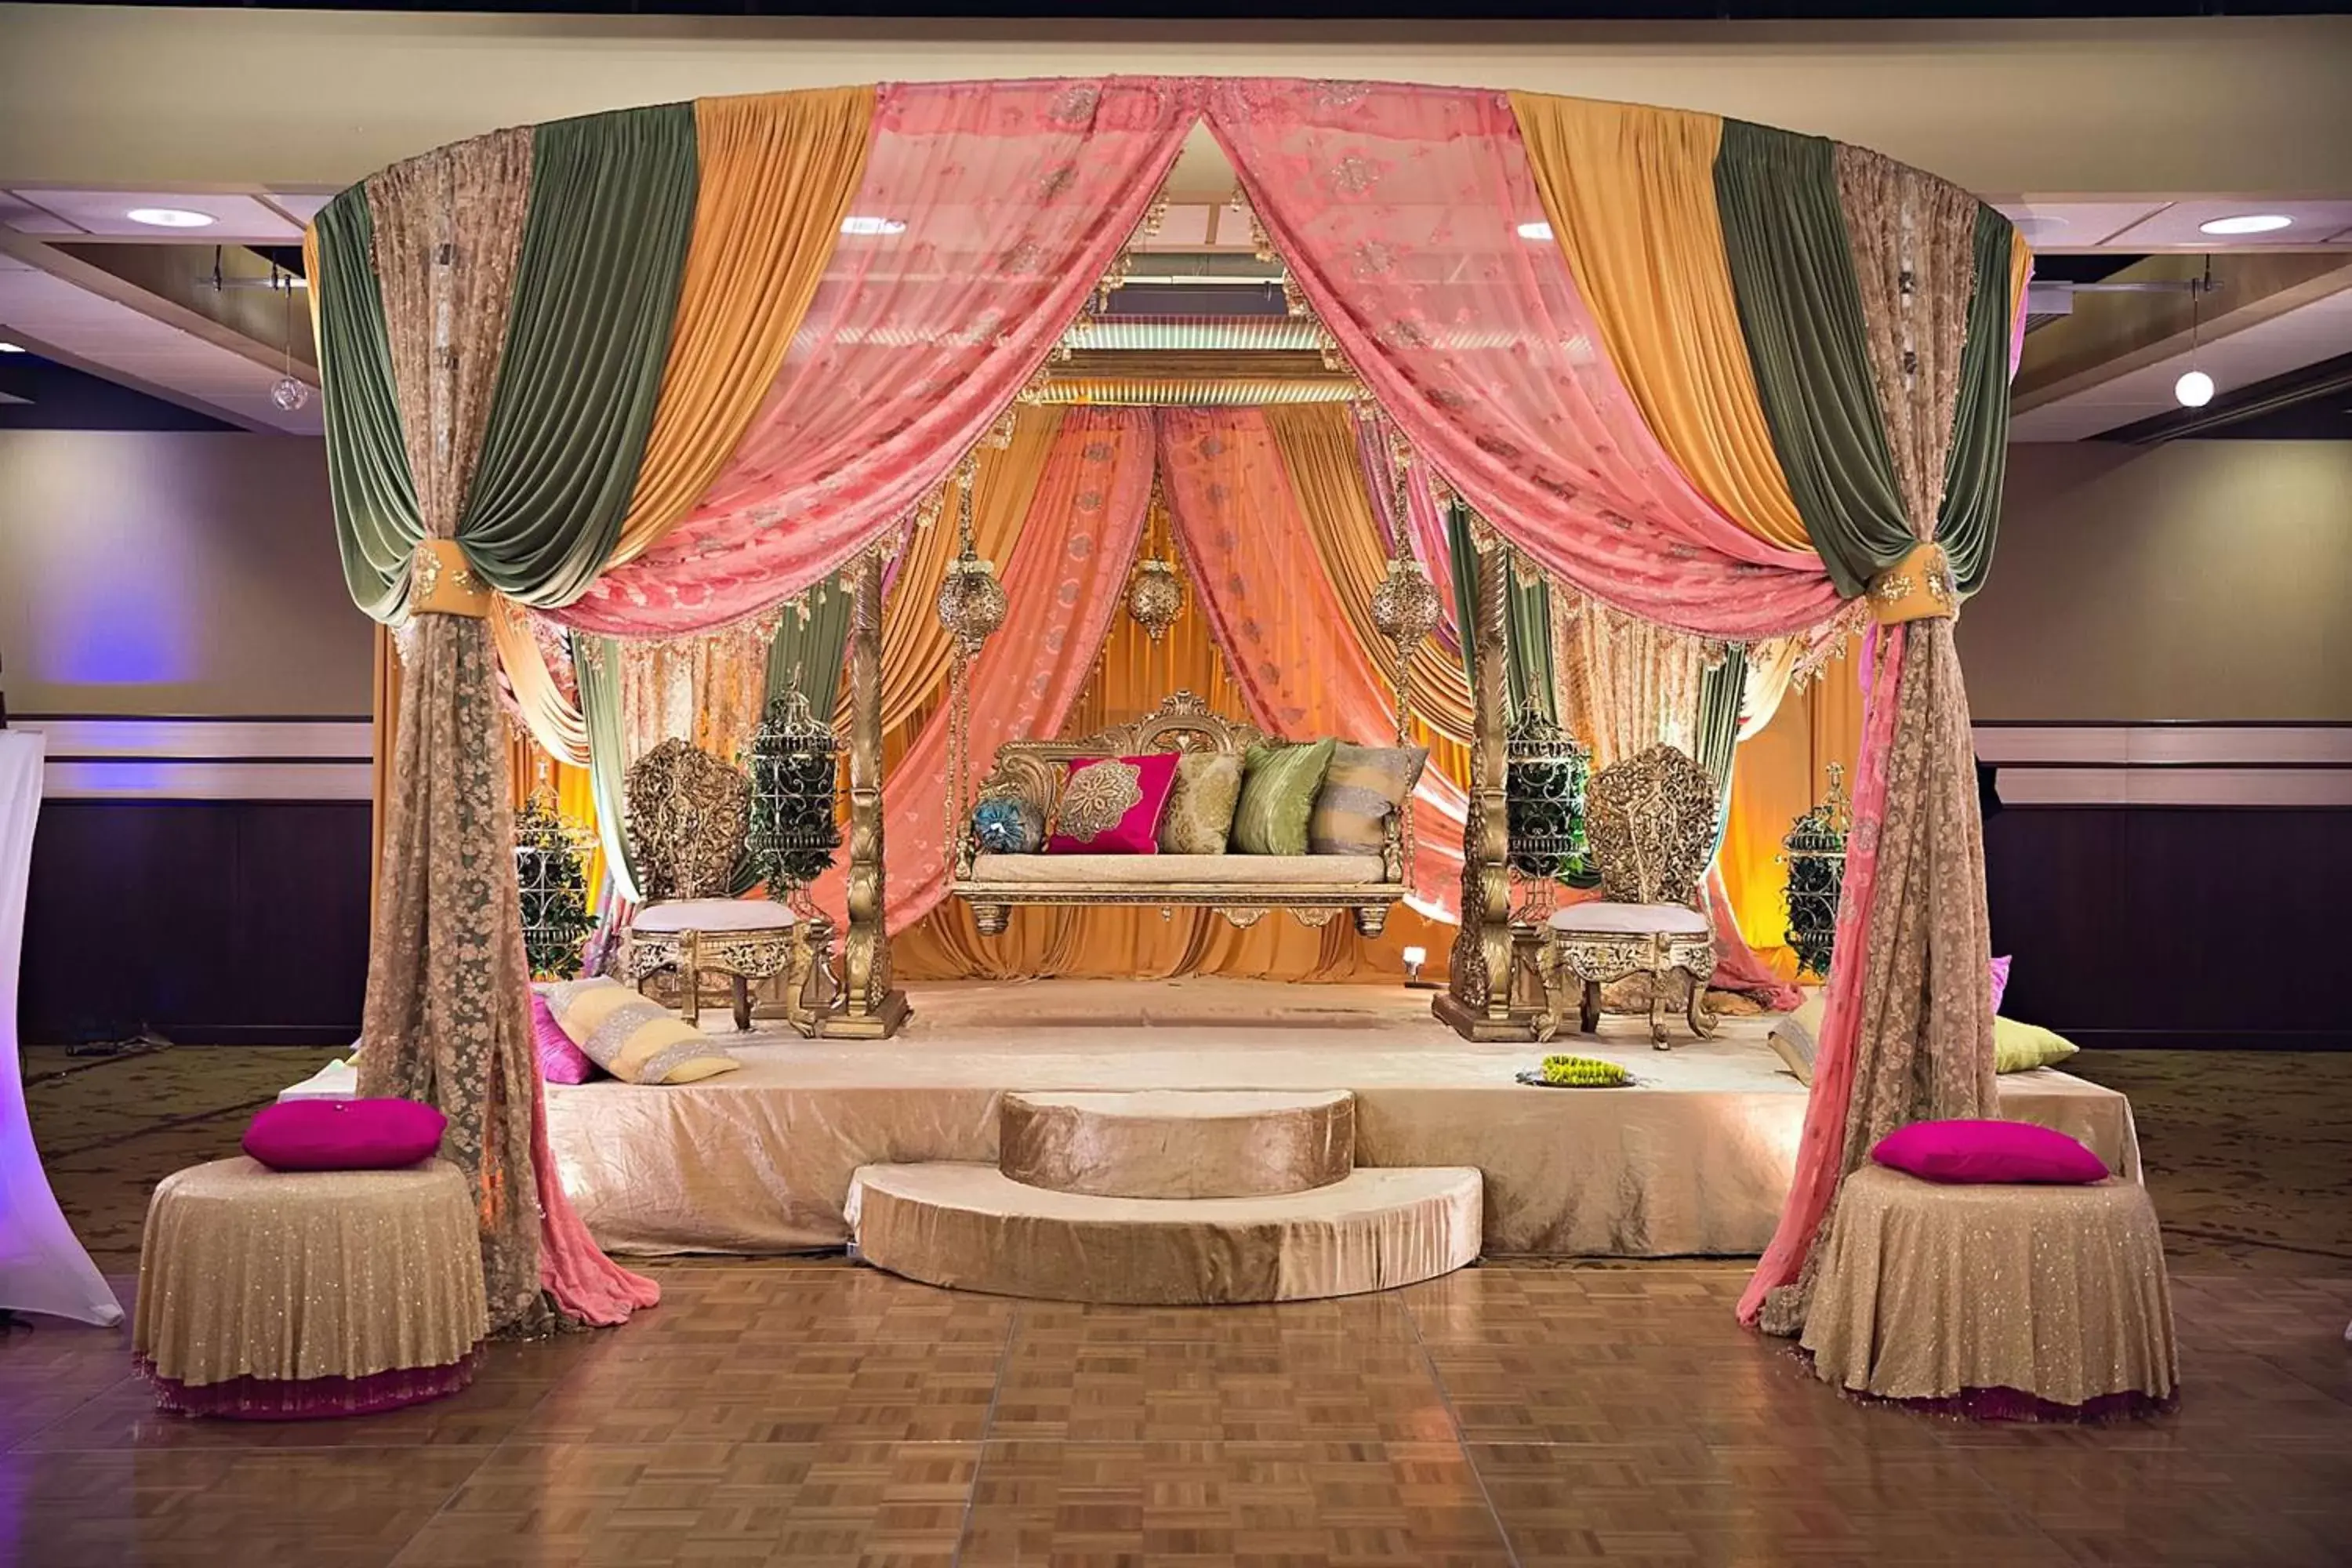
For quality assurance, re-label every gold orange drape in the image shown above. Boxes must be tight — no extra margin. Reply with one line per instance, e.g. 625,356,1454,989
490,599,590,766
1721,638,1865,976
877,405,1065,740
1508,93,1813,554
606,87,877,570
894,492,1455,983
1265,404,1475,755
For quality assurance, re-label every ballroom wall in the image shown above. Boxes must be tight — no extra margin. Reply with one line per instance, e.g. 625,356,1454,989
0,430,371,1044
1959,440,2352,1050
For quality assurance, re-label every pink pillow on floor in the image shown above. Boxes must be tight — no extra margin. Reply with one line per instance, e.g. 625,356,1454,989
242,1098,447,1173
1989,954,2013,1014
532,989,601,1086
1871,1119,2108,1185
1046,753,1181,855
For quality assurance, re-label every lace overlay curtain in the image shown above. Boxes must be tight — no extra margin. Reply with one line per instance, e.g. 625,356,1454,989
561,78,1199,637
355,132,544,1330
1205,79,1838,641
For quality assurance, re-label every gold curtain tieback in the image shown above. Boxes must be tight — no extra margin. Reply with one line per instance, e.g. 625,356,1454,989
1867,541,1958,625
411,539,492,619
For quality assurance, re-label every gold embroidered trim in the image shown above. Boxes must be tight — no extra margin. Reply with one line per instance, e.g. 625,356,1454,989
410,539,492,619
1867,541,1958,625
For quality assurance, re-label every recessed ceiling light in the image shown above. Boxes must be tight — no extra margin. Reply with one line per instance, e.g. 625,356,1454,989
2198,213,2292,237
0,341,24,354
126,206,216,229
1515,220,1554,241
839,215,906,236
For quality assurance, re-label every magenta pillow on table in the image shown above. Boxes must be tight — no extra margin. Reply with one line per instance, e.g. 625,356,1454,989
1046,753,1181,855
531,989,601,1086
242,1098,447,1173
1989,954,2013,1014
1871,1119,2108,1186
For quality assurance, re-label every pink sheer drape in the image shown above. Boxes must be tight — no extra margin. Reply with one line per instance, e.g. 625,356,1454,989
559,78,1197,637
1159,407,1465,916
1705,867,1802,1010
1739,624,1906,1323
808,407,1156,932
529,1052,659,1326
1205,79,1840,641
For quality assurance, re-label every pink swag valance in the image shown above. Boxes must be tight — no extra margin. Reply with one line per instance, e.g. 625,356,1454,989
557,78,1198,638
1204,78,1842,643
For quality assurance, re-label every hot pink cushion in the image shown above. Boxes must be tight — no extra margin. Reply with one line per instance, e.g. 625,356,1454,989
241,1098,447,1173
1046,753,1180,855
1989,954,2013,1014
1871,1119,2108,1186
532,989,600,1086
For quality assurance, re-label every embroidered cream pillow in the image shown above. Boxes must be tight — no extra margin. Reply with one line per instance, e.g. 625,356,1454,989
543,978,742,1086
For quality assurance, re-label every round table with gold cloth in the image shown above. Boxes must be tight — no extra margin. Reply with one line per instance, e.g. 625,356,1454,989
133,1157,490,1419
1799,1167,2180,1421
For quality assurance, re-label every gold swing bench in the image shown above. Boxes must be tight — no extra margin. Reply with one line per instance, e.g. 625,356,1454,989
949,693,1405,938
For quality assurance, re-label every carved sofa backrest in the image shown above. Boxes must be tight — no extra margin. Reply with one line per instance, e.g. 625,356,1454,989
625,739,751,902
1585,743,1719,908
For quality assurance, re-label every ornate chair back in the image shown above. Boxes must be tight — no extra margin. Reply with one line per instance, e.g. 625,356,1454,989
1585,744,1718,908
625,739,750,902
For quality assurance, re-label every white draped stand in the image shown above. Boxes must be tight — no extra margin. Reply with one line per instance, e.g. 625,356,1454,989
0,731,123,1326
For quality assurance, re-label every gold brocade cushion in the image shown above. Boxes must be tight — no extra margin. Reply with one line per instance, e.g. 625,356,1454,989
1994,1016,2082,1074
543,978,741,1085
1158,753,1244,855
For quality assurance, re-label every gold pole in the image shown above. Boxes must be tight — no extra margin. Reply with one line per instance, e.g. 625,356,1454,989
1434,517,1532,1041
822,543,910,1038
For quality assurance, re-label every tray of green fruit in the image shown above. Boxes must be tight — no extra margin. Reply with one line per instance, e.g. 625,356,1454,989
1516,1054,1635,1089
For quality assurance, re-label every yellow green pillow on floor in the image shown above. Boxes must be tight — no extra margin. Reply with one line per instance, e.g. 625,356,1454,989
1994,1015,2080,1074
544,978,742,1085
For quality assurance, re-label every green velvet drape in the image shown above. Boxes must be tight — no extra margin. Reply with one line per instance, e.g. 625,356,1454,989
1714,122,1909,601
1935,205,2018,595
1444,503,1555,724
1694,645,1748,855
312,189,425,622
463,106,700,608
765,572,856,716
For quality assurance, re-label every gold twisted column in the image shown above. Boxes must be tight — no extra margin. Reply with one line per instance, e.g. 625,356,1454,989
1434,521,1534,1041
821,544,910,1038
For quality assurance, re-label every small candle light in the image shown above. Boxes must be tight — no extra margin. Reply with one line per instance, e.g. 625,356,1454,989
1402,946,1431,989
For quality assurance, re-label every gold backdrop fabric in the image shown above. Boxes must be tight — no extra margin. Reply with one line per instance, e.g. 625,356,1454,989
1799,1167,2179,1409
135,1158,489,1387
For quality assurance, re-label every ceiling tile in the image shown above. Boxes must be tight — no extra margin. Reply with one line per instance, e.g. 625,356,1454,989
2102,199,2352,249
1992,201,2169,249
7,190,304,243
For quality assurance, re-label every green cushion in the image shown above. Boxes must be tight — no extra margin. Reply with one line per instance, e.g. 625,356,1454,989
1232,739,1336,856
1159,753,1244,855
1994,1015,2080,1074
1309,742,1428,855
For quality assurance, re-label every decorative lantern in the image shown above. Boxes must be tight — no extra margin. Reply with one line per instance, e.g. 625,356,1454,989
1369,553,1442,655
1504,709,1595,887
514,787,597,980
935,550,1007,660
746,688,843,904
1780,762,1851,979
1127,557,1184,642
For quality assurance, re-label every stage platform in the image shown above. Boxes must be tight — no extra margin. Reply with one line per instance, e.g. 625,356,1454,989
545,978,2142,1260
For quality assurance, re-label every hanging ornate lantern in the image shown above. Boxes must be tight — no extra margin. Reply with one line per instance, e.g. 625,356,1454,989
936,550,1007,660
1127,557,1184,642
1504,709,1595,887
1370,553,1442,653
746,688,844,904
514,786,598,979
1780,763,1852,979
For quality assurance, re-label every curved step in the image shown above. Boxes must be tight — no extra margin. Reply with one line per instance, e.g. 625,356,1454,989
999,1088,1355,1199
847,1162,1481,1305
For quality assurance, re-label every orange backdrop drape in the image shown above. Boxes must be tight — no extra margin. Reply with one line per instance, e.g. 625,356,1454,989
1720,638,1865,978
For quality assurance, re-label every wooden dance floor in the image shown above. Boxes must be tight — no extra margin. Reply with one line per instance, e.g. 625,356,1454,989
546,978,2141,1259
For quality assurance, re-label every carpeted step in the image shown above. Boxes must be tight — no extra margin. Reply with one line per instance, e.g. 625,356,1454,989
998,1088,1355,1199
845,1161,1480,1305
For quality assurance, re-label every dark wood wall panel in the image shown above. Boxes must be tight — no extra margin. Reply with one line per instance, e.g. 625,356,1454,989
21,801,369,1046
1984,805,2352,1049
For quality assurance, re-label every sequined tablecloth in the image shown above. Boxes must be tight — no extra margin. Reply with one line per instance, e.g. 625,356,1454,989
1800,1166,2179,1414
134,1157,488,1394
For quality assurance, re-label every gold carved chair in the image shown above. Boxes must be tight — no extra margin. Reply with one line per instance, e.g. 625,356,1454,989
1537,743,1719,1049
618,739,799,1031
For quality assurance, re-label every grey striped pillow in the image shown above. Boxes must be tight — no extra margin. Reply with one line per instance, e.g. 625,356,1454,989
1308,743,1428,856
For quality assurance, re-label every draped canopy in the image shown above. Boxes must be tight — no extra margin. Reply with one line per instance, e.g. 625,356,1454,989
311,74,2027,1343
